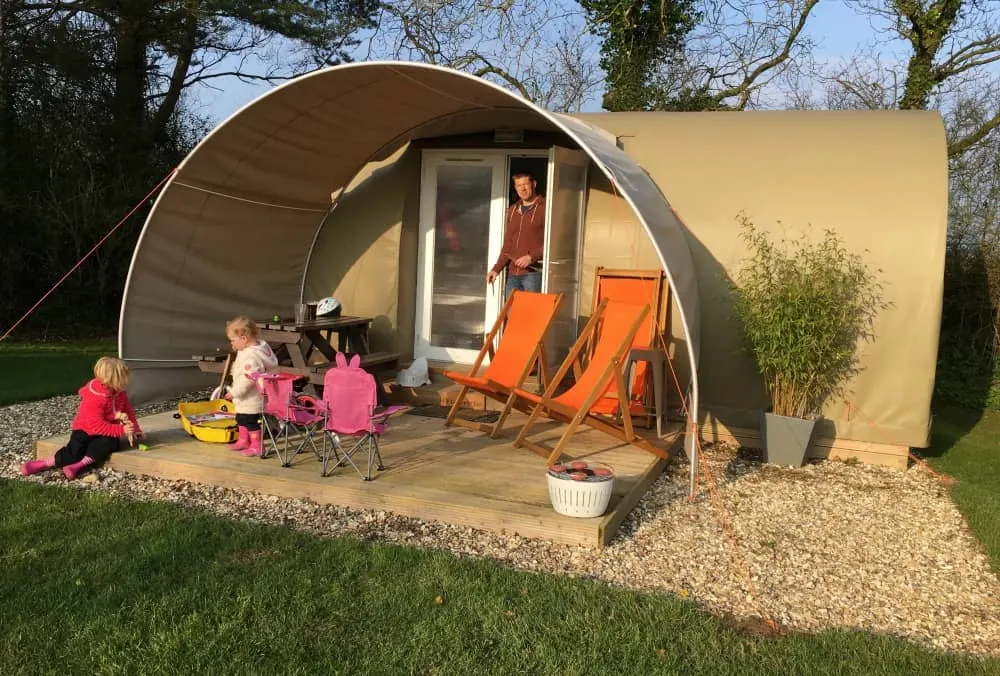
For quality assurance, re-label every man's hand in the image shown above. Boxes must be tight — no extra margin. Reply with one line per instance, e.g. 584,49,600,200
513,255,532,269
486,270,499,284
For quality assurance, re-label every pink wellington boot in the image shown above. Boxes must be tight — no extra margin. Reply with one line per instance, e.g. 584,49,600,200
227,426,250,451
62,456,95,480
240,430,263,457
20,457,55,476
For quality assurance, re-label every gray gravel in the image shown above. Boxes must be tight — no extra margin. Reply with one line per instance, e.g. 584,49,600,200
3,393,999,658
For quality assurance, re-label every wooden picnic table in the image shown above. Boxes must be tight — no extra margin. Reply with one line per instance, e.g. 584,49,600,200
193,314,398,404
258,315,373,369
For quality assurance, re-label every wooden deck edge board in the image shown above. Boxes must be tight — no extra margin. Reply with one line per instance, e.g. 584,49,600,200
100,452,603,546
95,447,582,519
597,457,669,547
34,411,667,549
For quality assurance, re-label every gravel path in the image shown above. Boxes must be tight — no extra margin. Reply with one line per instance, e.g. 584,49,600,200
3,393,999,658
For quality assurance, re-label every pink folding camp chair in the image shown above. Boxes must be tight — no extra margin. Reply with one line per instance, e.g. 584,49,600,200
254,372,326,467
319,353,410,480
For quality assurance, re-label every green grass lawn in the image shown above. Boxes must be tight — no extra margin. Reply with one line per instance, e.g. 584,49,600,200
2,342,999,673
0,340,116,405
2,481,994,675
924,406,1000,574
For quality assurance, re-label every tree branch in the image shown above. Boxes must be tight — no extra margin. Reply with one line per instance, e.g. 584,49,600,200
711,0,819,109
935,35,1000,79
149,10,196,139
472,54,532,100
949,107,1000,157
181,70,301,87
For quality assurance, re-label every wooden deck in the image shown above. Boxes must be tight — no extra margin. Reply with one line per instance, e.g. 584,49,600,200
35,410,682,548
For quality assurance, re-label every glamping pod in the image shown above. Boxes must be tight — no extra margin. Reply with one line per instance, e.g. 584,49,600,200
119,61,947,471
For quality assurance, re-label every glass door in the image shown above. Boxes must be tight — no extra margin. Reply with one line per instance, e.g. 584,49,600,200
542,146,589,372
415,151,507,363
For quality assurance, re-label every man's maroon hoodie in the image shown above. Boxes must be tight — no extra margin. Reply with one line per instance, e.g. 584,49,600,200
70,378,142,438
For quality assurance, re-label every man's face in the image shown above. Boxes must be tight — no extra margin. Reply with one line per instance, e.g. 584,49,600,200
513,176,536,202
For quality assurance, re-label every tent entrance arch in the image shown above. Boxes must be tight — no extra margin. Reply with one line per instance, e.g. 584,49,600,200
120,61,706,490
413,145,588,368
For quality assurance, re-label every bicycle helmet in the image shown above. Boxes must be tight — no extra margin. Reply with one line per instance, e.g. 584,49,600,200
316,296,342,317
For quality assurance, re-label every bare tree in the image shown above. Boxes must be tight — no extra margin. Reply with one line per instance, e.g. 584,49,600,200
656,0,821,110
366,0,603,111
937,92,1000,398
820,1,1000,157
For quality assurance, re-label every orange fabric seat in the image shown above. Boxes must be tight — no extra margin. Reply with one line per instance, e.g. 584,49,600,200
443,290,563,438
588,269,668,421
511,298,672,465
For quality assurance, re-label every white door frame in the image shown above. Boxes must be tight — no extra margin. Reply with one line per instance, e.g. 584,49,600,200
414,148,554,364
542,146,589,296
415,151,504,363
541,146,590,372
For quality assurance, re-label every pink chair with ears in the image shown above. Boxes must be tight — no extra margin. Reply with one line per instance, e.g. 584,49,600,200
320,353,410,480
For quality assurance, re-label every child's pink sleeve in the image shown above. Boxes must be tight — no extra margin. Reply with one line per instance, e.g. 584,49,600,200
77,397,126,438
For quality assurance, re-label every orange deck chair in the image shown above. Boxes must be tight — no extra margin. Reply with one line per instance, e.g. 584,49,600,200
444,290,563,438
511,298,672,465
588,268,669,428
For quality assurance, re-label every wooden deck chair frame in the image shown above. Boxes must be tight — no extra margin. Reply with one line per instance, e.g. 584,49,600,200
587,267,670,426
513,298,671,465
444,291,563,438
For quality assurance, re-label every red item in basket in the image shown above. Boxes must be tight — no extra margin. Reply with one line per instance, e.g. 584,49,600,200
550,463,566,473
569,472,588,481
568,461,588,471
593,467,612,477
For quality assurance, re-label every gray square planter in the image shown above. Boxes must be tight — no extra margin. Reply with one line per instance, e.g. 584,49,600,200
761,412,816,467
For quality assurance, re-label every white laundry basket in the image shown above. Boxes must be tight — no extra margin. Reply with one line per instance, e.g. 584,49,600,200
546,461,615,518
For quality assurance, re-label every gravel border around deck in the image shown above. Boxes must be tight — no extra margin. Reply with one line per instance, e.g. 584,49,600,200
3,393,999,658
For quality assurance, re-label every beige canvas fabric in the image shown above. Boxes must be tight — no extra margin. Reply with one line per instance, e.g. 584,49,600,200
573,110,947,447
119,62,945,459
120,63,703,420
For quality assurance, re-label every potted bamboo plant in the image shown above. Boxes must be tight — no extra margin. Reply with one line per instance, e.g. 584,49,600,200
730,212,888,466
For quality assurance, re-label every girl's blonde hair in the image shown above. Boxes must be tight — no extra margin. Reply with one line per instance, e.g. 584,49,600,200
226,315,259,339
94,356,130,392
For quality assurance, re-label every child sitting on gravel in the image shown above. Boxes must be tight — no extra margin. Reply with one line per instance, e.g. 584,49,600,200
225,316,278,457
20,356,142,480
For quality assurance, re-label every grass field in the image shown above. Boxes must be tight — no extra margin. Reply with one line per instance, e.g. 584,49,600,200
1,342,998,673
0,340,116,405
924,406,1000,574
2,480,995,675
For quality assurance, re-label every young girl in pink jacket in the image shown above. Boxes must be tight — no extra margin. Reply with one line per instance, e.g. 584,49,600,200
21,356,142,480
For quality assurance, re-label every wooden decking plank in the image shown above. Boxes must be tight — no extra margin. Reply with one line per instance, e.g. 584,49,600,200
34,408,667,548
101,448,599,545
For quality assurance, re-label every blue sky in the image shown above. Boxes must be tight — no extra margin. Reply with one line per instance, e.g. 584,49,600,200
189,1,892,125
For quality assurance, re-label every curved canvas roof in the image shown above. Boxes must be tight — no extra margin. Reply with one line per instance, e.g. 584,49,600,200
118,61,703,470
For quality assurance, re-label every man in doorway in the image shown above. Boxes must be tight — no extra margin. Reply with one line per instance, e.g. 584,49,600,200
486,172,546,295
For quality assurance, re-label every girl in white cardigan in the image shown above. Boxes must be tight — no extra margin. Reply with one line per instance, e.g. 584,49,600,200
225,316,278,456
